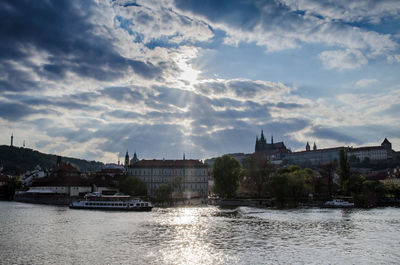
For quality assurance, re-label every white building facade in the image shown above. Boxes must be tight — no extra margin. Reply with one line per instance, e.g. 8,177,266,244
128,159,209,198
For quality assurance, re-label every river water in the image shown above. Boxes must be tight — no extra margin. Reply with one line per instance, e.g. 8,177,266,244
0,201,399,264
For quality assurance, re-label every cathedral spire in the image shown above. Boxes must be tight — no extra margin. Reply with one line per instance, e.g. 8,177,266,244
260,129,265,141
271,134,274,145
313,142,317,151
306,142,310,151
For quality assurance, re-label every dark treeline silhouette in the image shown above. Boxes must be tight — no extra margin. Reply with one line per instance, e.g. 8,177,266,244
0,145,103,174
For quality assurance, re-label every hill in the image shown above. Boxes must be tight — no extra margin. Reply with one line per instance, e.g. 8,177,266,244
0,145,104,174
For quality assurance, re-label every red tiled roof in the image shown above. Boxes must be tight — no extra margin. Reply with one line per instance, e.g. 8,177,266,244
131,159,207,168
53,163,80,173
32,175,89,187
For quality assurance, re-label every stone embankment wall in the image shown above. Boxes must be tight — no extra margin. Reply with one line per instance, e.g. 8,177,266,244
14,193,77,205
208,198,274,207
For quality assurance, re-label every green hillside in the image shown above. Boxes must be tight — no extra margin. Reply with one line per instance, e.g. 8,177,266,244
0,145,103,174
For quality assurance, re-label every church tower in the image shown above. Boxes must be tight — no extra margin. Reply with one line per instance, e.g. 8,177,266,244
381,138,392,150
125,150,129,167
306,142,310,151
313,142,317,151
130,151,139,165
10,133,13,147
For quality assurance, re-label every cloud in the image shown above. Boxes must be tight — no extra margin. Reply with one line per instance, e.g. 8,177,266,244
281,0,400,24
387,54,400,63
1,0,399,161
355,78,379,87
0,101,51,121
307,125,359,144
0,0,163,93
319,49,368,70
174,0,399,67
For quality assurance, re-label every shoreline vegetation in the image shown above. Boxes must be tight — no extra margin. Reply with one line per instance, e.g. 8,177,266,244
210,153,400,209
2,150,400,210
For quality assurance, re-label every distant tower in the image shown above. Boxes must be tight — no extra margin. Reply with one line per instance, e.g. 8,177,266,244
183,153,186,160
271,135,274,146
118,157,120,166
313,142,317,151
130,151,139,165
125,150,129,167
23,140,25,147
10,133,13,147
381,138,392,150
306,142,310,151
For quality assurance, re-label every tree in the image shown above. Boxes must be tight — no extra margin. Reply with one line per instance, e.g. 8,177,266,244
243,154,275,197
212,155,241,198
3,176,22,200
338,149,351,193
268,166,313,208
318,163,335,200
119,176,147,196
268,173,288,207
155,184,173,206
170,175,184,200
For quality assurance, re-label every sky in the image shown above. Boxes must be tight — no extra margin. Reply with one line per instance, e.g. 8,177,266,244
1,0,400,163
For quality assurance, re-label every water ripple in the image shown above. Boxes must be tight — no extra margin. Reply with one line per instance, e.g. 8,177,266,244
1,202,400,264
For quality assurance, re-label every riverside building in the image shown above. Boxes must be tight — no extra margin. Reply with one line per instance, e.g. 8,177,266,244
285,138,396,167
127,154,209,198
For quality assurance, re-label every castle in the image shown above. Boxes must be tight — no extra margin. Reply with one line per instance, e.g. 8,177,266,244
254,130,290,159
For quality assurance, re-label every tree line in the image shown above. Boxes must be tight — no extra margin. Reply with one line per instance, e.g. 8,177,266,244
211,152,400,208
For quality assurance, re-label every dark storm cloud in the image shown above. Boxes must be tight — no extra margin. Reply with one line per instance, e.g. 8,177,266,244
0,0,161,92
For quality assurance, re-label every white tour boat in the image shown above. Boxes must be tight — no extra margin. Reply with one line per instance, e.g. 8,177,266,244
70,192,153,211
324,199,354,208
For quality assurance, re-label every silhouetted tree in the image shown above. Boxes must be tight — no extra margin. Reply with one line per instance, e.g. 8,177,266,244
268,166,313,207
170,175,184,200
243,154,275,197
339,149,350,193
212,155,241,198
318,163,335,200
4,176,22,200
155,184,173,206
119,176,147,196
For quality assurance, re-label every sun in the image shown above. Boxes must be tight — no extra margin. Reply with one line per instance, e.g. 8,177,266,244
174,48,201,90
179,62,200,86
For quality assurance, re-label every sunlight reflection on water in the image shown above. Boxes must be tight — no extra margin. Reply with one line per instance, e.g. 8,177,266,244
1,202,400,264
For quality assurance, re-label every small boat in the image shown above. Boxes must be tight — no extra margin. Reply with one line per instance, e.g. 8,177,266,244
324,199,354,208
70,192,153,211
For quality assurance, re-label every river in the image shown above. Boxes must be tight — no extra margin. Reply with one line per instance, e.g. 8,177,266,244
0,201,399,264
